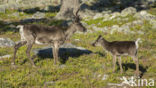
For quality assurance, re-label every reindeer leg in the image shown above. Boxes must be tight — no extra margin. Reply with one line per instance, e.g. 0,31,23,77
53,41,59,65
12,41,27,66
52,46,56,65
26,43,35,67
132,56,140,76
55,46,59,64
118,56,123,74
112,55,117,73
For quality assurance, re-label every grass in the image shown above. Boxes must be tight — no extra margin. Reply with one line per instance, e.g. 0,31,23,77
0,8,156,88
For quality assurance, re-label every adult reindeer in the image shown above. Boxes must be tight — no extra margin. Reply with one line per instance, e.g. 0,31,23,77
12,9,87,67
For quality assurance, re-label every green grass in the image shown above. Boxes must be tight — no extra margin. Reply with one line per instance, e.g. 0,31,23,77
0,8,156,88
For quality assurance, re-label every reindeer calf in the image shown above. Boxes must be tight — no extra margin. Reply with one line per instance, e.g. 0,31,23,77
92,35,140,76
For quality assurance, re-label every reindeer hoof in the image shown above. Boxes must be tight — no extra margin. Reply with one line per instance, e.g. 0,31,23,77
134,71,141,77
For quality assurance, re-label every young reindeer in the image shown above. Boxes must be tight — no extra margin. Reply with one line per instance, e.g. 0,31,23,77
92,35,140,76
12,9,87,67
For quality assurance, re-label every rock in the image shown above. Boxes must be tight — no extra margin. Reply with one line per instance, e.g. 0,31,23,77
132,20,143,25
9,24,16,28
93,13,103,19
12,12,19,16
134,10,156,20
44,6,59,12
112,12,121,17
102,74,109,80
32,12,45,19
135,10,156,27
121,7,137,17
120,25,130,34
150,20,156,29
137,31,144,35
33,43,92,58
110,25,120,34
92,26,105,32
102,14,111,21
0,38,15,47
140,10,148,16
80,9,95,18
11,12,19,17
9,3,19,9
59,65,66,68
0,6,6,13
0,55,11,59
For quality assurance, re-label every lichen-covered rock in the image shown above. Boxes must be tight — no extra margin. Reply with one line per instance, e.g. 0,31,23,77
134,10,156,20
93,13,103,19
0,55,11,59
0,38,15,47
121,7,137,17
32,12,45,19
0,6,6,13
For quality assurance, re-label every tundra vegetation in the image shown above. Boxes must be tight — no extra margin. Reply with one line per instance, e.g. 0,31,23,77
0,4,156,88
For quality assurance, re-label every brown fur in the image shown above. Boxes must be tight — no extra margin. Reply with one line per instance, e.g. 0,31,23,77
12,9,87,66
92,35,140,76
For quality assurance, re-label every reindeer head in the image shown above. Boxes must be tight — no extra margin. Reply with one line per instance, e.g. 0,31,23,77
72,8,87,32
92,35,103,47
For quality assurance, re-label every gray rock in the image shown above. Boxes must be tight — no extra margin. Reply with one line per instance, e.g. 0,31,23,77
0,55,11,59
59,64,66,68
137,31,144,35
11,12,19,17
92,26,105,32
150,20,156,29
102,74,109,80
132,20,143,25
93,13,103,19
102,14,111,21
9,3,19,9
121,7,137,17
0,6,6,13
32,12,45,19
110,25,120,34
134,10,156,20
80,9,95,18
0,38,15,47
112,12,120,17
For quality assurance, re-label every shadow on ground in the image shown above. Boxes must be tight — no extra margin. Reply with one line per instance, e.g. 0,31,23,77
33,47,92,64
118,63,147,77
81,0,155,12
18,6,60,14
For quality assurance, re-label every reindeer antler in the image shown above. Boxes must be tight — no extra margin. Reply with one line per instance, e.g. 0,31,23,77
75,8,80,16
72,4,82,22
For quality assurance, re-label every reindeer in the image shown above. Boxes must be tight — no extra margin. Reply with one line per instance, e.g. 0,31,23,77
92,35,140,76
12,9,87,67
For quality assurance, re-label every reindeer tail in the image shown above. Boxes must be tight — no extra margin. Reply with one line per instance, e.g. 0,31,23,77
135,38,141,49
